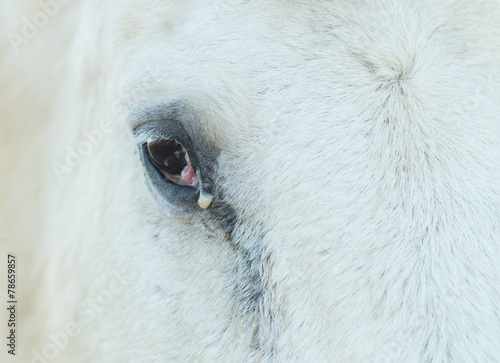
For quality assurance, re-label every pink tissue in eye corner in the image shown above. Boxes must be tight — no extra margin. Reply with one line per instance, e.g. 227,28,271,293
181,153,199,188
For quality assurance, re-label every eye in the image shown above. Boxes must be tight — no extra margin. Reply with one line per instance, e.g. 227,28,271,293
146,139,199,189
135,118,215,212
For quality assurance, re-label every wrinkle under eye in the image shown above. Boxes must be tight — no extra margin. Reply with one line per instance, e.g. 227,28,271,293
146,139,199,189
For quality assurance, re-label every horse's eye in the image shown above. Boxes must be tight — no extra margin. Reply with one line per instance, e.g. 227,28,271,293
146,139,199,189
136,119,214,212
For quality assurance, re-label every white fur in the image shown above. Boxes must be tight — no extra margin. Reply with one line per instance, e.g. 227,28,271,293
1,0,500,361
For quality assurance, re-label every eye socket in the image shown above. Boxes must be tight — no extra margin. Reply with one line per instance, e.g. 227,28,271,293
146,139,199,189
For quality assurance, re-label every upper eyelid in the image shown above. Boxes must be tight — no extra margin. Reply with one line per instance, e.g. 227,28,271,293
129,101,200,146
132,129,172,146
132,120,193,152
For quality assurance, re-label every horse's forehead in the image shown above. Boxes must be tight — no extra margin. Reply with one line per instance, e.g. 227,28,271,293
110,3,384,135
109,1,458,145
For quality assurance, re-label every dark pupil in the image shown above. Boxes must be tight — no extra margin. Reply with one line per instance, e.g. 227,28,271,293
147,140,187,175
